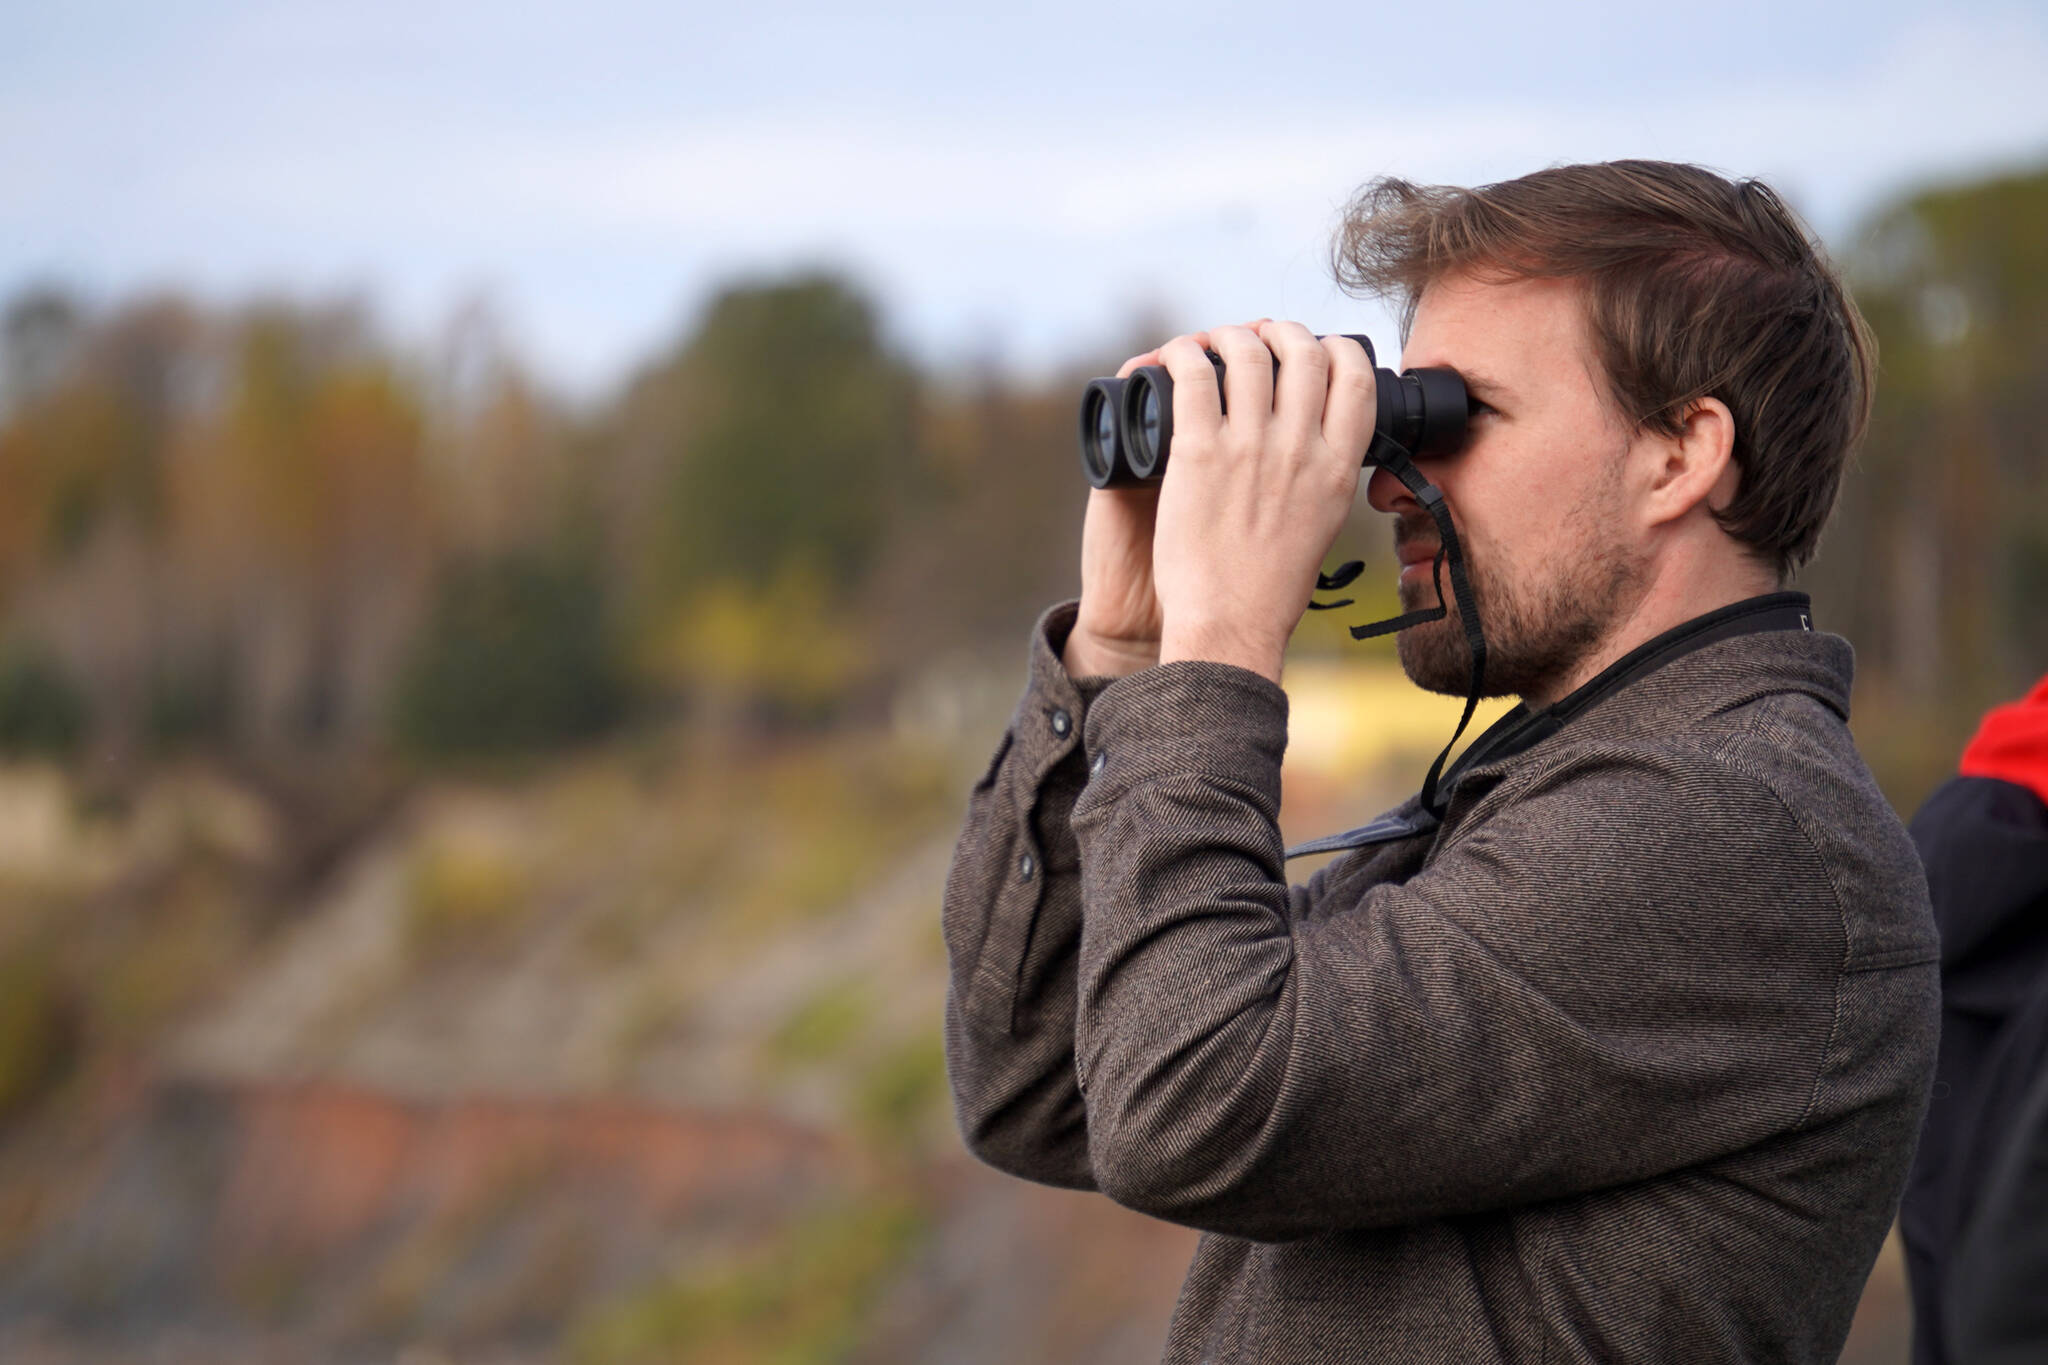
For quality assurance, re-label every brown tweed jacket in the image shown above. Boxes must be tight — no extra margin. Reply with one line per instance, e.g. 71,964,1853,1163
942,598,1939,1363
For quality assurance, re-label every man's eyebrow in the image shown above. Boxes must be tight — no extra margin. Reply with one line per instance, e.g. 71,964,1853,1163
1455,371,1514,403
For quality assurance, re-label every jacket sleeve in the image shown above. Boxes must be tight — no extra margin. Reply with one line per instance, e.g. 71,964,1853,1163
1068,659,1853,1241
942,599,1117,1190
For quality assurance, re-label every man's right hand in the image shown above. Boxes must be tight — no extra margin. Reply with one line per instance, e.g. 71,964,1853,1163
1064,349,1168,679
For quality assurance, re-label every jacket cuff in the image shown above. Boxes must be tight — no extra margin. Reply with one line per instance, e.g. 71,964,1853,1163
1032,598,1123,703
1005,600,1120,779
1074,660,1290,809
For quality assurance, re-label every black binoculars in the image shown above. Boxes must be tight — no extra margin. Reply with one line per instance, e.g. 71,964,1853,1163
1078,334,1471,488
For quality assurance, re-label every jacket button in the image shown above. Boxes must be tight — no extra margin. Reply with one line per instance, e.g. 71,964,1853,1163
1017,852,1037,882
1090,750,1107,777
1050,708,1071,737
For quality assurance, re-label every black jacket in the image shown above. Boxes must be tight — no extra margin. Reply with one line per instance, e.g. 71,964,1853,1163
1902,774,2048,1365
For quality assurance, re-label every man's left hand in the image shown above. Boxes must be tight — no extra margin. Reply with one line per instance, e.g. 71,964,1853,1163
1151,320,1377,685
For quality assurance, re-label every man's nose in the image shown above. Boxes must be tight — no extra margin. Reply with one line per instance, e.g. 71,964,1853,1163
1364,464,1414,515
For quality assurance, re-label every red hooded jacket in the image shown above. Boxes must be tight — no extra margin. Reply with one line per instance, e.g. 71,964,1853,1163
1959,673,2048,807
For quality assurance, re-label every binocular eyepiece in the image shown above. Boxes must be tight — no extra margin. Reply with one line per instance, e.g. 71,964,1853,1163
1078,334,1472,488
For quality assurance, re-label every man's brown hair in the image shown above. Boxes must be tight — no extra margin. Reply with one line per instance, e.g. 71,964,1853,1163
1332,159,1875,581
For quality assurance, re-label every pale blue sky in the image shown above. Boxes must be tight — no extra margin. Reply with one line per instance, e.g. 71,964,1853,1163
5,1,2046,399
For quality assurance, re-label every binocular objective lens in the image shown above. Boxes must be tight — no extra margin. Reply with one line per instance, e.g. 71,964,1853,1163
1139,386,1160,456
1091,395,1117,473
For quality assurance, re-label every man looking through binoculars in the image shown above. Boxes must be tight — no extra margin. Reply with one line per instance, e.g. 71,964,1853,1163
943,160,1937,1363
1065,280,1745,702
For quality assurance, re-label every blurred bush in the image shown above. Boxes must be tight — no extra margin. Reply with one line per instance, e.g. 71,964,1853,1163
766,976,875,1072
0,643,88,758
642,561,869,728
568,1194,926,1365
0,951,78,1124
392,550,625,758
404,832,530,955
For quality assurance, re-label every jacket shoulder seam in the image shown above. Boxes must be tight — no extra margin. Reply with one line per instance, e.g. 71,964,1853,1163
1694,725,1851,1131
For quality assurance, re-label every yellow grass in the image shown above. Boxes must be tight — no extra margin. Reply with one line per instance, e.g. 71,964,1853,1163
1280,660,1517,781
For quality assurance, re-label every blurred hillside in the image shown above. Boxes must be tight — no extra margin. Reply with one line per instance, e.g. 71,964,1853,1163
0,163,2040,1363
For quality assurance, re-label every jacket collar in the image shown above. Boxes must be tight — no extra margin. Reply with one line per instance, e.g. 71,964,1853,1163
1444,591,1832,789
1282,591,1852,861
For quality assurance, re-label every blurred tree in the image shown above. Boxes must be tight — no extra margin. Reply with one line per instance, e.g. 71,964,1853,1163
1825,170,2048,681
1809,163,2048,801
174,302,436,754
0,290,594,768
853,372,1085,676
391,547,625,758
0,287,83,419
597,273,919,722
0,296,207,769
428,298,580,557
660,274,914,595
0,166,2031,784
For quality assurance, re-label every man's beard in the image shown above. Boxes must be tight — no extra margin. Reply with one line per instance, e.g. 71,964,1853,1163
1393,485,1648,702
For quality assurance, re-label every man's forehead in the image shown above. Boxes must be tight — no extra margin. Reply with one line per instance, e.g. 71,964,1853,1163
1402,272,1592,384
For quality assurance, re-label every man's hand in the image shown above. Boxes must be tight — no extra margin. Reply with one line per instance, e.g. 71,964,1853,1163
1150,321,1376,684
1064,349,1170,680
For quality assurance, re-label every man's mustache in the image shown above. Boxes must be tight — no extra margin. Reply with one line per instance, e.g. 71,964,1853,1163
1393,511,1441,563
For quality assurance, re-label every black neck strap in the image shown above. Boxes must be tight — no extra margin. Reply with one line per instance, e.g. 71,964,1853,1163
1309,447,1486,817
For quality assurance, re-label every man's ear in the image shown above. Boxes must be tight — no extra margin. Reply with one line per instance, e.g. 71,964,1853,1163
1641,396,1737,529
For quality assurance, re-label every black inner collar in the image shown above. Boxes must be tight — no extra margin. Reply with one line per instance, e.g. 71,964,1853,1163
1438,590,1815,791
1281,591,1817,861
